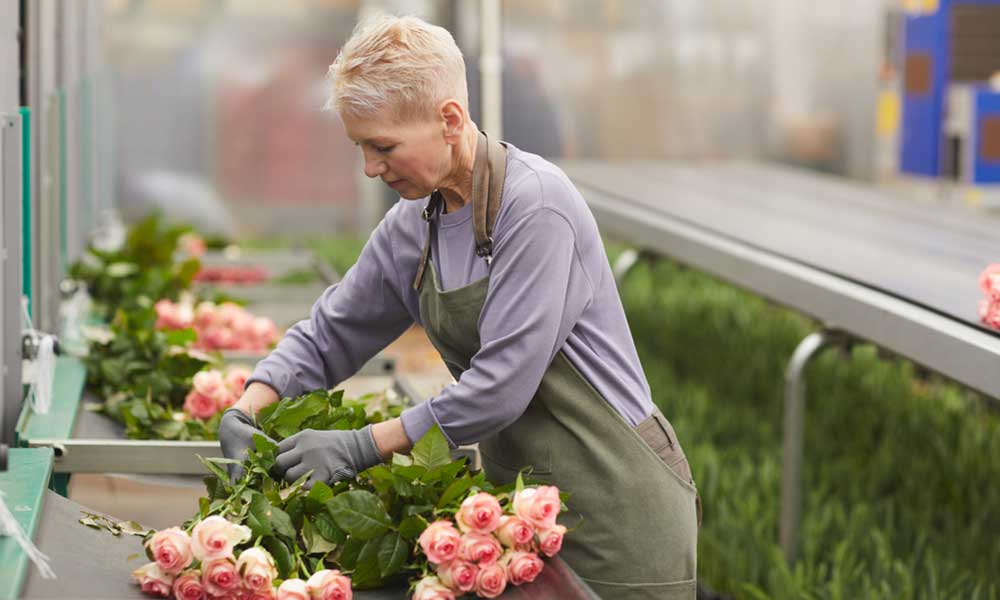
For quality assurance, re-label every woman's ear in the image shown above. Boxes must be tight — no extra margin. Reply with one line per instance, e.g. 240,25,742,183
439,99,466,144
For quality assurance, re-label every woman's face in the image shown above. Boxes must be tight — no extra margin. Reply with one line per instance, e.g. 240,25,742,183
341,109,452,200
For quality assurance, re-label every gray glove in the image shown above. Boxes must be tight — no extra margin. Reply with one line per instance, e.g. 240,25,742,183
219,408,274,483
274,425,382,488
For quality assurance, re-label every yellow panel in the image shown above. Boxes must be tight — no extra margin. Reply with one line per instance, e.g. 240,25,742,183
877,91,901,138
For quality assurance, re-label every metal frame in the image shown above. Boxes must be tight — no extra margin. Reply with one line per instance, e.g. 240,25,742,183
580,181,1000,563
1,115,23,448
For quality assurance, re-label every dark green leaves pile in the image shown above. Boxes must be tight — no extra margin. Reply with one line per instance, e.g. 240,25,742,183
197,418,494,590
69,213,201,319
83,304,213,440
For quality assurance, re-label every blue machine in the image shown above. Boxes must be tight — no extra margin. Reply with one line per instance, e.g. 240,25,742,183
899,0,1000,185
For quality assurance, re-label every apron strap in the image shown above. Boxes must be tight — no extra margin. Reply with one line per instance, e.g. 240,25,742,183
412,131,507,291
472,130,507,265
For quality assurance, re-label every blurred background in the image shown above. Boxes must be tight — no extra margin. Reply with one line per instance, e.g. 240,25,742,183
94,0,899,237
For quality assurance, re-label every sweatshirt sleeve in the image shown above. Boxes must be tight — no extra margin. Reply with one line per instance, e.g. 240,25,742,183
400,177,594,446
246,216,414,399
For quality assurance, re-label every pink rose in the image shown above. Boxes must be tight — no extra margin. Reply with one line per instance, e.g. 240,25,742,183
246,590,277,600
417,520,461,565
305,568,353,600
455,492,502,534
171,569,204,600
412,576,456,600
979,264,1000,300
179,233,207,258
236,547,277,592
191,516,251,561
202,558,240,597
174,302,195,329
193,370,226,398
132,562,175,597
218,303,245,328
184,390,219,420
224,367,252,395
277,578,310,600
437,559,478,593
981,299,1000,329
495,515,533,549
458,532,503,565
147,526,194,574
195,302,218,328
501,550,544,586
474,563,507,598
512,486,561,530
537,524,567,557
154,300,178,330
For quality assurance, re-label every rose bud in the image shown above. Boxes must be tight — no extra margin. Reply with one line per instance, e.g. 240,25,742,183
132,562,175,597
437,559,478,593
277,578,310,600
455,492,502,535
475,563,508,598
235,547,277,592
501,550,544,585
512,486,561,530
412,576,456,600
305,568,353,600
458,532,503,565
190,515,251,561
171,569,204,600
495,515,534,549
537,524,567,557
147,526,194,575
417,520,461,565
201,557,240,597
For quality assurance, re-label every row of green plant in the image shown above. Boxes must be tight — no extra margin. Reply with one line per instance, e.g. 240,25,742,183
615,252,1000,599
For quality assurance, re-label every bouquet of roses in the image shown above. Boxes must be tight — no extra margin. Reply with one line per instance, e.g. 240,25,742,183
410,481,567,599
154,296,279,353
978,264,1000,330
129,389,567,599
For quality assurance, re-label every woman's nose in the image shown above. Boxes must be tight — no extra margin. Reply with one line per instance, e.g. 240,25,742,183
363,156,385,178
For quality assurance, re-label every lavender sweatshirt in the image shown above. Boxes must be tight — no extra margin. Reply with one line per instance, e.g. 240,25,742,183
247,144,654,447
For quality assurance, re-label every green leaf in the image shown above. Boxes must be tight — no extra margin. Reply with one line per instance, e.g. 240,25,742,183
351,535,385,589
199,497,210,519
314,511,347,545
377,531,408,578
391,453,412,467
262,536,295,579
328,491,391,541
163,328,197,347
398,515,428,540
436,474,475,509
198,456,231,485
247,493,274,538
411,425,451,470
307,481,334,505
151,419,184,440
302,517,338,555
270,505,296,541
336,536,366,570
106,261,139,278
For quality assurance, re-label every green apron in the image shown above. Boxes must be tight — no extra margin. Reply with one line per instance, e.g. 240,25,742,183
413,132,698,599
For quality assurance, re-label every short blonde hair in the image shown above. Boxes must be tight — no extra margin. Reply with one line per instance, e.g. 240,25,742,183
325,14,468,121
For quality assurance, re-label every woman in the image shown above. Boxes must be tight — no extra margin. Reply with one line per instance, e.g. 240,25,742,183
219,14,698,599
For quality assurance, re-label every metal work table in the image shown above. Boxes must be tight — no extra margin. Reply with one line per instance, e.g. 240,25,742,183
18,487,597,599
559,159,1000,562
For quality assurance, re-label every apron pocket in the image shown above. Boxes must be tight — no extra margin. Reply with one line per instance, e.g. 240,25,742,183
634,411,697,495
580,576,697,600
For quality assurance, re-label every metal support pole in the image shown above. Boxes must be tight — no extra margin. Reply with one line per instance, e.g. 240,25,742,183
612,248,640,286
780,328,847,564
479,0,502,139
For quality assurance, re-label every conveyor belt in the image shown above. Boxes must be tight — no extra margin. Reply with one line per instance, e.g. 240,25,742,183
20,491,597,599
560,160,1000,332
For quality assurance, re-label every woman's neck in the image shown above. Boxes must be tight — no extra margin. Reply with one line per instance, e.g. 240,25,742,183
438,125,478,213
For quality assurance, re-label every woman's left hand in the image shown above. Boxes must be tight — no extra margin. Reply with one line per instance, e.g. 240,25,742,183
273,425,383,488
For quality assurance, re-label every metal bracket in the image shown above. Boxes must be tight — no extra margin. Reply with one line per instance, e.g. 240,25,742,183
26,438,222,474
612,248,641,286
780,328,851,564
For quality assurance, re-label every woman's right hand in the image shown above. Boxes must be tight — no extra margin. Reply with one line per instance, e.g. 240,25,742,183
218,408,273,482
